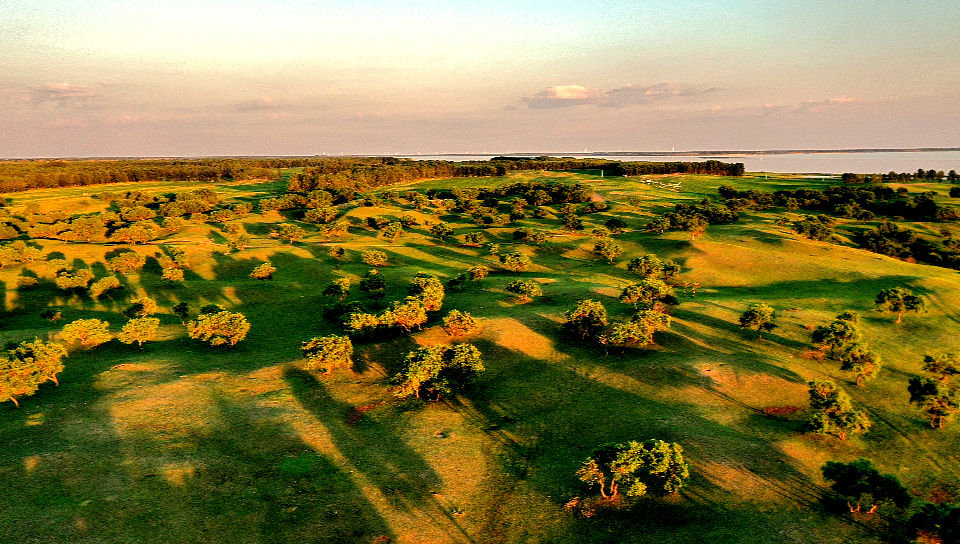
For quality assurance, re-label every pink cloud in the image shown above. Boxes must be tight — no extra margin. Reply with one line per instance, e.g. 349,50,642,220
522,82,720,109
43,117,88,128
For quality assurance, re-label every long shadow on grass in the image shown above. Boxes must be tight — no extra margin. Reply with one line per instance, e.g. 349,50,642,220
284,368,475,543
451,341,876,542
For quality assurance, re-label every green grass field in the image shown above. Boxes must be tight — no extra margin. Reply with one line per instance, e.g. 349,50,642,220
1,170,958,543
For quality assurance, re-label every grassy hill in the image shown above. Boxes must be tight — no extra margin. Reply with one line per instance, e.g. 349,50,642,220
1,170,958,543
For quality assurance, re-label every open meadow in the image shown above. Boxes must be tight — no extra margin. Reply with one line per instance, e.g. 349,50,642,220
2,166,960,544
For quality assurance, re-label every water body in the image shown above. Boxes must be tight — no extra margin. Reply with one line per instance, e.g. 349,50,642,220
400,150,960,175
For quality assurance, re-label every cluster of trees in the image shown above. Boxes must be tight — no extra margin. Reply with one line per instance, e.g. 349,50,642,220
645,197,738,239
576,439,690,500
333,272,445,338
562,298,673,352
0,339,68,407
811,311,882,386
807,380,871,440
908,353,960,428
841,169,959,184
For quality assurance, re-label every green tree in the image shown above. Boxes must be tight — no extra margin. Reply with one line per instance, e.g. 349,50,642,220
599,322,652,352
593,238,623,264
562,299,608,341
118,317,160,350
187,311,250,347
499,251,532,274
381,221,404,243
627,254,663,277
619,278,675,310
162,267,184,282
576,440,690,500
562,214,584,231
429,222,453,241
9,339,68,386
442,310,481,338
467,265,490,283
462,232,485,246
323,278,351,301
604,217,627,233
821,459,911,514
250,262,276,280
394,343,485,401
408,273,445,311
922,353,960,382
359,269,387,306
908,377,959,428
275,224,307,244
384,298,428,332
301,335,353,374
812,314,862,358
876,287,925,323
506,279,543,303
361,249,388,267
839,344,882,387
738,303,777,339
807,380,871,440
173,302,189,324
909,503,960,543
61,319,112,348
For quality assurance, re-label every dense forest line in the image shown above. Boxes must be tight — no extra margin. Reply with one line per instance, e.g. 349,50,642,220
0,156,746,195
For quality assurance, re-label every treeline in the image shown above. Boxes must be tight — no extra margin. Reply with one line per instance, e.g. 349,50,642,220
841,168,959,184
0,156,744,195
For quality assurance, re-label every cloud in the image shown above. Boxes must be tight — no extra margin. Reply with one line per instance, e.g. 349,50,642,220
522,82,720,109
30,83,97,104
43,117,87,128
234,96,280,112
792,96,859,114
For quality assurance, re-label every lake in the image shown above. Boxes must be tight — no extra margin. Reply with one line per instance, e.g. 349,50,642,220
400,150,960,175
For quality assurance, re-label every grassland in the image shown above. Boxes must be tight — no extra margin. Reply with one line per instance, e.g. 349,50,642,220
2,170,959,543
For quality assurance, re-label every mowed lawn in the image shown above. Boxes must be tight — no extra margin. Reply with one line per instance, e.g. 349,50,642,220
1,171,958,544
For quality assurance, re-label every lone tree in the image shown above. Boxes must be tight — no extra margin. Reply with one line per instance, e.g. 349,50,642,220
386,298,428,332
442,310,481,338
328,245,345,266
323,278,351,301
807,380,871,440
499,252,532,274
908,377,959,429
187,311,250,347
394,343,485,401
118,317,160,350
9,339,68,386
0,357,41,407
275,224,307,244
599,322,652,353
506,279,543,303
173,302,190,324
812,312,862,358
619,278,675,310
821,459,911,514
876,287,925,323
301,335,353,374
593,238,623,264
738,303,777,339
361,249,388,268
359,269,387,306
61,319,112,348
576,440,690,500
429,222,453,241
839,344,882,387
562,299,608,341
250,263,276,280
467,265,490,283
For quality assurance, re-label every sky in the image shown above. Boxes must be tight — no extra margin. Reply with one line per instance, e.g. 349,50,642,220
1,0,958,157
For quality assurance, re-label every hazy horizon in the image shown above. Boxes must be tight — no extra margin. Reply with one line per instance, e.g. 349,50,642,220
2,1,958,158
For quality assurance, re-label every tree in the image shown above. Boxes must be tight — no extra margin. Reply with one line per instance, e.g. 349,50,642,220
812,314,862,358
89,275,121,299
627,254,663,277
173,302,189,324
9,339,68,386
922,353,960,382
807,380,871,440
394,343,485,400
593,238,623,264
162,267,184,282
123,297,157,318
118,317,160,350
506,279,543,303
839,344,882,387
328,245,345,266
381,221,404,243
910,503,960,544
301,335,353,374
876,287,925,323
562,214,584,231
631,309,672,338
408,273,444,311
429,222,453,241
462,232,485,246
361,250,388,267
562,299,608,341
681,215,708,239
187,311,250,347
55,269,94,291
107,251,146,273
821,459,911,514
323,278,351,301
619,278,675,310
442,310,481,338
359,269,387,306
61,319,112,348
275,224,306,244
467,265,490,283
604,218,627,233
599,322,652,352
738,303,776,339
576,440,690,500
908,377,959,429
0,357,41,407
499,251,531,274
250,263,276,280
110,223,159,244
